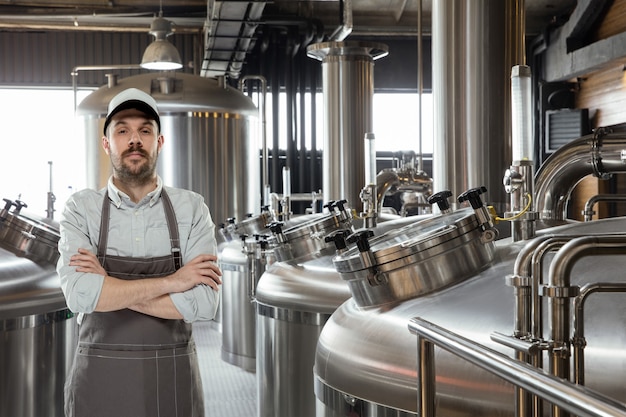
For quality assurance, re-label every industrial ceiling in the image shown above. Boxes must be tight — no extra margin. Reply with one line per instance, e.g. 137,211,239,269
0,0,578,78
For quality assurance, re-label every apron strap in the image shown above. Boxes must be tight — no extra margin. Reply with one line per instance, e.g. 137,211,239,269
97,188,182,270
160,188,182,270
97,191,111,261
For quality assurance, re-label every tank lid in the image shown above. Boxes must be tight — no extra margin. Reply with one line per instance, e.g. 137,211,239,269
334,208,480,273
269,211,354,262
77,72,258,117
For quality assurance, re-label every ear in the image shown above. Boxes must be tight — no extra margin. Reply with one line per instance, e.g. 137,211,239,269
157,134,164,152
102,136,111,155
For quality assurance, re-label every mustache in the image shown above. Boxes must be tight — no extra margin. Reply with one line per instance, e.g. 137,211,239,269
122,147,149,158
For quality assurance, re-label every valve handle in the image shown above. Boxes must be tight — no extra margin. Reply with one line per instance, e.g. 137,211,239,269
323,200,336,211
346,229,375,253
427,190,452,212
458,186,488,209
2,198,15,211
324,229,351,251
13,199,27,213
334,199,348,212
268,221,284,235
227,217,236,224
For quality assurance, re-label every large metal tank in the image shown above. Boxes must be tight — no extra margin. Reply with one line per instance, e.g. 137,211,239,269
255,202,356,417
0,198,77,417
219,209,275,372
314,200,626,416
76,72,261,232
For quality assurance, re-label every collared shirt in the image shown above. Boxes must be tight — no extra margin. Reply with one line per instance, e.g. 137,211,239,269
56,176,220,323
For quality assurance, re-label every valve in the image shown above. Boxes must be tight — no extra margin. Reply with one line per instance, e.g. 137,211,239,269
427,190,453,213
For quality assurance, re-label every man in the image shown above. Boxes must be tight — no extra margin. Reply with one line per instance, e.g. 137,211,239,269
57,87,222,417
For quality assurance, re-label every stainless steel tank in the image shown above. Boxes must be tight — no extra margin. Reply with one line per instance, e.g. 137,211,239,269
0,198,77,417
314,196,626,416
255,202,356,417
219,210,275,372
76,72,261,233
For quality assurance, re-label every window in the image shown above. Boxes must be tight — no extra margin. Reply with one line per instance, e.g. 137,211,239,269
0,89,91,218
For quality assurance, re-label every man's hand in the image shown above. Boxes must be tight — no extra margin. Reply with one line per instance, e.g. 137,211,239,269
168,254,222,292
69,248,107,276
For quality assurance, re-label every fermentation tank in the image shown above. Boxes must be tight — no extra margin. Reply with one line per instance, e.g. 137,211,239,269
218,209,275,372
0,199,77,417
76,72,261,232
254,202,355,417
314,190,626,416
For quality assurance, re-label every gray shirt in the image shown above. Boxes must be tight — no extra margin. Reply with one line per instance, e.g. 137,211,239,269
57,176,220,323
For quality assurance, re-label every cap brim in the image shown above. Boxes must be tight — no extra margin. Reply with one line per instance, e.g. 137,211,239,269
103,99,161,135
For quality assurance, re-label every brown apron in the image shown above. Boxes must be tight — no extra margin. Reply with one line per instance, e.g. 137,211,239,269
64,189,205,417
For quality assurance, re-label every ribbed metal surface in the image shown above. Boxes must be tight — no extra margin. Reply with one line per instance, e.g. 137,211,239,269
0,31,198,87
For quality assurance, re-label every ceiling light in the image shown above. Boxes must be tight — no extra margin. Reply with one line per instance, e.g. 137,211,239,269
140,14,183,70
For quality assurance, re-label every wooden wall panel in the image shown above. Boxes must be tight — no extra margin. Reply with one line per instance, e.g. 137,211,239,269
575,62,626,128
593,0,626,41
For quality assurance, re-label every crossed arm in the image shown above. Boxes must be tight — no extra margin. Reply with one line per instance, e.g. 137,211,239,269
68,248,222,319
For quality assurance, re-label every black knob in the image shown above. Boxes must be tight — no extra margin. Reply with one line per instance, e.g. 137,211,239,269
324,229,351,251
13,199,27,213
246,213,253,218
346,229,375,253
240,233,249,242
2,199,15,211
261,205,270,212
323,200,336,212
427,190,452,212
334,199,348,212
458,186,488,209
268,221,284,235
227,217,236,224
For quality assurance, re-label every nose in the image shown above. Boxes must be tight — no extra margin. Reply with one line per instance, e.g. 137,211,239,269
128,129,143,146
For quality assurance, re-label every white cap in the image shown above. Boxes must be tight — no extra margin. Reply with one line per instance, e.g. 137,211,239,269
103,88,160,134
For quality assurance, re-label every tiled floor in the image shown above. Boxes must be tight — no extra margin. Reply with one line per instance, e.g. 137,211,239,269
193,321,257,417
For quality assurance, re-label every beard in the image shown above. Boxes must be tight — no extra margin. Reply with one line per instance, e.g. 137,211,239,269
110,147,158,185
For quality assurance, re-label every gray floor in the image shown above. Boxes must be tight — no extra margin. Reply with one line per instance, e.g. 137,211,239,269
193,321,258,417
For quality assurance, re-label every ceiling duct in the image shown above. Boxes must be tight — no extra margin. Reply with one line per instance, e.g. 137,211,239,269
201,0,266,79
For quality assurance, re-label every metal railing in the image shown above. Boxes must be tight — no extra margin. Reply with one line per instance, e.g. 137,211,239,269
408,317,626,417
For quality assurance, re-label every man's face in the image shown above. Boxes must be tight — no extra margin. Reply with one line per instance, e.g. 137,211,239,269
102,108,163,183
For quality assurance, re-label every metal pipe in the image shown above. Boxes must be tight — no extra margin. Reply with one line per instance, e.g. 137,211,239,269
573,282,626,386
582,194,626,221
328,0,353,41
535,129,626,221
432,0,516,213
416,333,435,417
238,75,269,207
416,0,424,173
409,317,626,417
71,64,142,112
509,234,586,417
307,40,388,212
547,235,626,416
